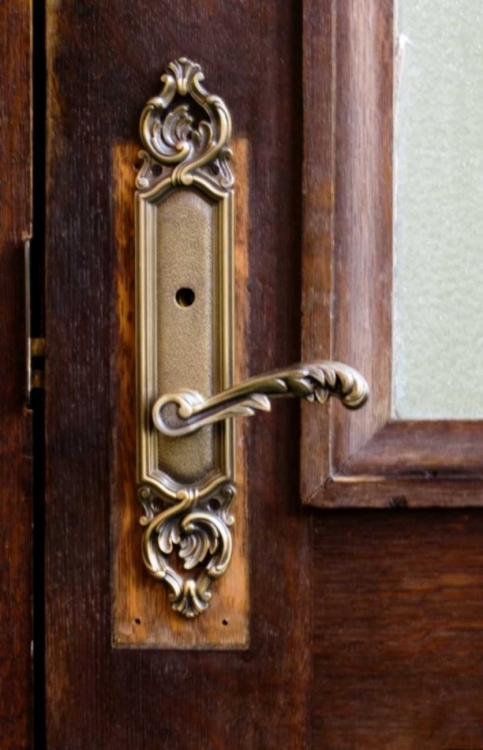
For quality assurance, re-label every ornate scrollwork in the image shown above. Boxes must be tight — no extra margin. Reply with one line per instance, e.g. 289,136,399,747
137,57,233,190
139,485,235,618
152,361,369,438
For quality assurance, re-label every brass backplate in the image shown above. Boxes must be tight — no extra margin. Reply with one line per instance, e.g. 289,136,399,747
133,58,245,631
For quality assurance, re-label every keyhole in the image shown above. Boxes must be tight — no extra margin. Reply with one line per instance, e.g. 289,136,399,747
176,288,195,308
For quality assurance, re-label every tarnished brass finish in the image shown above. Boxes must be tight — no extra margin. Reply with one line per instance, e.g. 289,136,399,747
136,59,369,619
152,361,368,438
136,59,235,618
155,190,215,482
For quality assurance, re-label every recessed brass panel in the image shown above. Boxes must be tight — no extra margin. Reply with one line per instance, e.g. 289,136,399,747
136,179,234,504
155,189,215,484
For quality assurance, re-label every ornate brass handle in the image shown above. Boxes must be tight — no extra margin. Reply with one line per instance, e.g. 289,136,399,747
142,362,367,619
135,58,369,619
152,361,368,438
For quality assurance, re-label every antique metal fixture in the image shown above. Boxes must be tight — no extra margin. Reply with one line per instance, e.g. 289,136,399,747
135,58,368,618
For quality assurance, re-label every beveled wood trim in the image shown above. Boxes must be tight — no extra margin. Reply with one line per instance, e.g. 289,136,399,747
314,476,483,509
341,421,483,477
330,0,393,472
301,0,335,501
301,0,483,507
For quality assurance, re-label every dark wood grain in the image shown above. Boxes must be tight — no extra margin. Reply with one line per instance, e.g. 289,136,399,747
300,0,335,501
0,3,33,749
43,2,483,748
312,511,483,748
45,1,310,747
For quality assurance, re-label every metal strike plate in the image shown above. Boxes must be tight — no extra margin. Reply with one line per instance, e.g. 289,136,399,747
135,58,369,620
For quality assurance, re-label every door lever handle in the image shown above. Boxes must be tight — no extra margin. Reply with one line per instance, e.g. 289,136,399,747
152,361,368,438
135,58,369,619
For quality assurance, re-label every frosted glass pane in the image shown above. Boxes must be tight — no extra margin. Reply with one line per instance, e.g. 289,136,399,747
394,0,483,419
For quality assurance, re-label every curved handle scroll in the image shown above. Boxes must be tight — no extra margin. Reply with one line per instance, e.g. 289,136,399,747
152,361,369,438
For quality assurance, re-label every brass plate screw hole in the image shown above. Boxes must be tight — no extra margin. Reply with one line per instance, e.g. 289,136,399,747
176,288,195,307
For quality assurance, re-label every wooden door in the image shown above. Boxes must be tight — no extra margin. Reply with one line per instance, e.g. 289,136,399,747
3,1,483,748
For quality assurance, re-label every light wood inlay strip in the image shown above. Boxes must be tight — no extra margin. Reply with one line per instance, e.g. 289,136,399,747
111,139,250,648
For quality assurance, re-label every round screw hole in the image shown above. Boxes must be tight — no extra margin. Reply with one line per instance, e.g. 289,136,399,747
222,619,228,626
209,498,221,512
176,288,195,308
134,618,142,625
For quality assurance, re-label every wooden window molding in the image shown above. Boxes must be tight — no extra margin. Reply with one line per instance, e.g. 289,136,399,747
301,0,483,508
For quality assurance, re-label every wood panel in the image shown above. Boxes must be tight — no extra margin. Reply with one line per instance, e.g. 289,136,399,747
0,3,33,749
312,510,483,748
45,0,311,746
301,0,483,508
301,8,483,743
